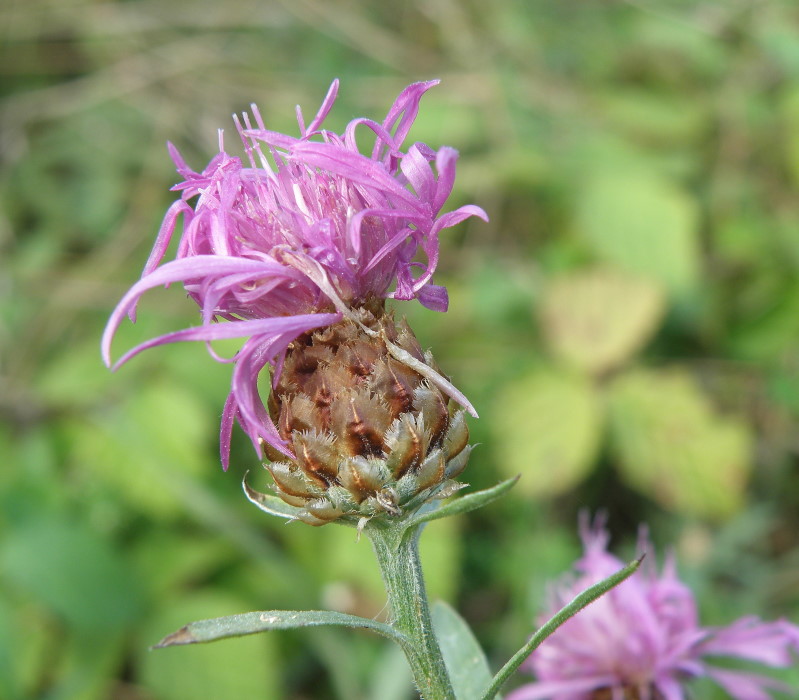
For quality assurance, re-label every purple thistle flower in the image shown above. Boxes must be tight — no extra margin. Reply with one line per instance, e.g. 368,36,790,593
102,80,486,469
509,514,799,700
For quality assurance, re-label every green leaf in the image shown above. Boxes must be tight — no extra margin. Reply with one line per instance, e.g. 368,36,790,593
540,266,665,374
490,370,602,497
139,593,282,700
576,173,700,299
132,532,236,601
402,477,519,534
727,280,799,362
432,601,495,700
154,609,407,649
607,369,753,519
759,20,799,78
34,340,114,408
0,597,51,700
47,630,126,700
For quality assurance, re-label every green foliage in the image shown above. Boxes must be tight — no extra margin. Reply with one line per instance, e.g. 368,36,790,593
607,369,753,519
576,173,700,300
1,516,145,632
153,607,403,649
3,0,799,697
432,601,495,700
490,369,602,497
366,644,414,700
67,380,213,519
138,593,282,700
539,266,665,375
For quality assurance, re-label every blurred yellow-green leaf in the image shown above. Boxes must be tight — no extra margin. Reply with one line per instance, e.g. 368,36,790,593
576,173,700,299
0,599,51,700
539,266,665,375
490,369,602,497
607,369,753,520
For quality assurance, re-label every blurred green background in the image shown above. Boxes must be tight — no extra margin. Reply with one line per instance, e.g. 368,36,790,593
2,0,799,698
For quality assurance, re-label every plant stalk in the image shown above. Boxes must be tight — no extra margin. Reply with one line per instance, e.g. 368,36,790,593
367,522,455,700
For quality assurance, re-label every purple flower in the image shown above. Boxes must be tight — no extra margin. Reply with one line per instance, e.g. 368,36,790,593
509,514,799,700
102,80,486,468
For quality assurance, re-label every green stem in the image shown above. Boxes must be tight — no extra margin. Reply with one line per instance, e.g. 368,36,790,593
367,522,456,700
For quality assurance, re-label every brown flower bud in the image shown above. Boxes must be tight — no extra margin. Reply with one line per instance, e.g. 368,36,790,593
263,305,471,525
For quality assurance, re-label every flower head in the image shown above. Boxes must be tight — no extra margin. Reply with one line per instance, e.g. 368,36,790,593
509,514,799,700
102,80,486,468
246,308,473,525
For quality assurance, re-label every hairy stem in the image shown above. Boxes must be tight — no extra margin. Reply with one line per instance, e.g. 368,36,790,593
367,522,455,700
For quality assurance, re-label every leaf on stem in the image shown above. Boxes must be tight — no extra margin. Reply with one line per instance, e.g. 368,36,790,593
402,476,519,536
153,609,408,649
480,555,643,700
432,601,498,700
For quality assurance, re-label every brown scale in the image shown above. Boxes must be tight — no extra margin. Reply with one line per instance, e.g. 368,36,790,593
370,357,418,417
339,340,380,382
287,364,347,434
394,318,426,362
413,384,449,446
385,413,427,479
339,456,387,502
277,395,318,436
331,390,392,457
292,431,339,486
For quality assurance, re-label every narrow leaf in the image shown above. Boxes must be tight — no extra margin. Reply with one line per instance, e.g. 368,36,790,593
432,601,497,700
480,556,643,700
154,609,408,649
403,477,518,536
